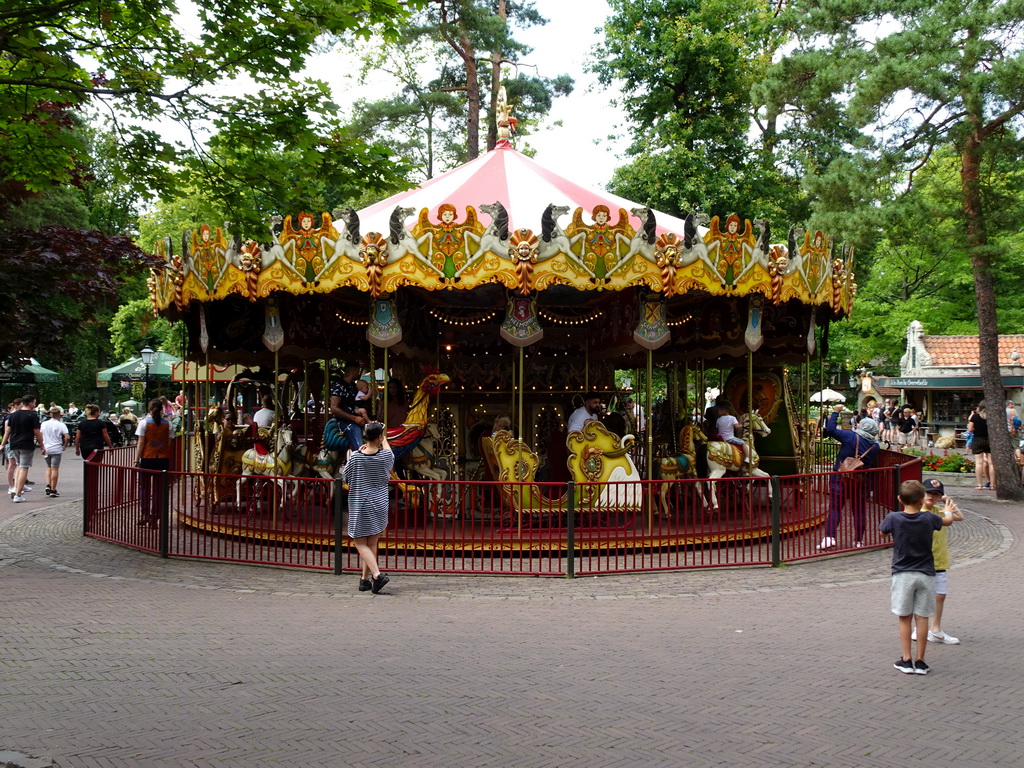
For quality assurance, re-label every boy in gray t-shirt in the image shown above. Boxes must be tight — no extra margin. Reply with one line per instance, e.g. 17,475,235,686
879,480,956,675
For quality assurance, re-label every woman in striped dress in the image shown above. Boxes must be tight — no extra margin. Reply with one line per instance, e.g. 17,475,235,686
343,421,394,593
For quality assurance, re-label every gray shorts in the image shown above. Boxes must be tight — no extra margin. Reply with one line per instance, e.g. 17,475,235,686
12,448,34,469
44,452,63,468
898,431,916,445
935,571,948,596
891,571,936,617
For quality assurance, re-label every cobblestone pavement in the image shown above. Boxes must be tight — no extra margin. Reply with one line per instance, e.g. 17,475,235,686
2,457,1023,767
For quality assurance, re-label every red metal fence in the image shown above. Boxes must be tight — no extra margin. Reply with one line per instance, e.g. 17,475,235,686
84,447,921,577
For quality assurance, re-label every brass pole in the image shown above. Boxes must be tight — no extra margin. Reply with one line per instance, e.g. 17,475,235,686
646,348,654,531
747,350,754,477
517,344,525,538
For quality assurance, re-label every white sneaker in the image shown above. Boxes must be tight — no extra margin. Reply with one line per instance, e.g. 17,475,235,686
928,630,960,644
816,536,836,550
6,487,14,496
12,495,24,503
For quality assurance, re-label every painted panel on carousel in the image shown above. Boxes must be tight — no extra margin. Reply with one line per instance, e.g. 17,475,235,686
181,224,229,302
564,205,633,286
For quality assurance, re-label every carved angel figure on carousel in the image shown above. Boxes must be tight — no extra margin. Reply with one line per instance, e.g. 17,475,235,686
565,205,634,284
705,214,755,288
277,211,339,286
417,204,484,281
192,224,229,294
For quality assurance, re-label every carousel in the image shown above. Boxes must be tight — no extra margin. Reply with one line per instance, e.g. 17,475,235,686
144,88,859,562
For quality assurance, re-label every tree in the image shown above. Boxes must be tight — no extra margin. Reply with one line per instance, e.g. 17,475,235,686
377,0,572,164
775,0,1024,499
0,227,155,366
0,0,414,211
594,0,806,221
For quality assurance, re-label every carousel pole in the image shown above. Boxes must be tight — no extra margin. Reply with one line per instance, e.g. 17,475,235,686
747,350,755,477
645,348,654,531
517,344,525,538
272,346,281,526
303,360,309,442
584,338,589,392
383,347,389,429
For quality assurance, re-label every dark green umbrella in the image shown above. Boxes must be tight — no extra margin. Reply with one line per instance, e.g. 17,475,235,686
0,358,60,384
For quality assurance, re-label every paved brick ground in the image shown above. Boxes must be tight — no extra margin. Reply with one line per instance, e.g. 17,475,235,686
2,454,1022,767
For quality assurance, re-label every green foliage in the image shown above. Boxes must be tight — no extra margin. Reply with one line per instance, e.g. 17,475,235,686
109,300,179,362
595,0,806,221
361,0,573,165
0,0,415,215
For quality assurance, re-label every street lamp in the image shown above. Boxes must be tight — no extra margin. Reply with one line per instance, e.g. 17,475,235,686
140,345,154,405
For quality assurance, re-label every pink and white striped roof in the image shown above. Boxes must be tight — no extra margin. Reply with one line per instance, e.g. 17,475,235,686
357,141,690,236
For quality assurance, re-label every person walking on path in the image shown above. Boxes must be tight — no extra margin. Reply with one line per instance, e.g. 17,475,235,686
0,394,46,502
75,404,114,462
818,403,880,550
134,399,173,527
40,406,69,497
4,398,22,494
879,479,958,675
968,401,995,490
912,478,965,646
342,421,394,594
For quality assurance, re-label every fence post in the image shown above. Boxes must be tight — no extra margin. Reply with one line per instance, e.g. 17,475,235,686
892,461,903,511
565,481,576,578
770,476,782,566
82,456,90,535
159,469,170,558
333,478,345,576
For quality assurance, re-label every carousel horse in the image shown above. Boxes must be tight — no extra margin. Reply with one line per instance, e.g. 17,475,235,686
404,422,448,482
236,425,295,513
704,410,772,514
656,420,703,516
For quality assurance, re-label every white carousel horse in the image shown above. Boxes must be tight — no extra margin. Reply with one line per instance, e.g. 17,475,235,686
680,211,723,281
705,410,773,514
628,206,658,262
236,425,295,512
458,201,510,277
405,422,448,482
537,203,572,262
388,205,430,266
736,218,772,283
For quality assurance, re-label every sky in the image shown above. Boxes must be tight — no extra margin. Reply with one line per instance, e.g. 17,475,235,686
509,1,630,190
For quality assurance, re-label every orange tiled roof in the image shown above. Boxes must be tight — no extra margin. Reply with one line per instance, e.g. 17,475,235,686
922,335,1024,367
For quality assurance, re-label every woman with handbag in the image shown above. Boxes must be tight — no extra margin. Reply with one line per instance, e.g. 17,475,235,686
818,403,881,550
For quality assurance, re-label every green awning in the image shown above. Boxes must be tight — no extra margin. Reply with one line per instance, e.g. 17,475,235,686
0,358,60,384
96,350,182,386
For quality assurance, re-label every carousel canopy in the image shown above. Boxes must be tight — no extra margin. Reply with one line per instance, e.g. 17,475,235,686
96,351,181,386
148,100,855,369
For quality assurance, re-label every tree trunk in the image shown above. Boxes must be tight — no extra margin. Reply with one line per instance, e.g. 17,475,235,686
486,0,507,151
462,32,479,160
961,127,1023,500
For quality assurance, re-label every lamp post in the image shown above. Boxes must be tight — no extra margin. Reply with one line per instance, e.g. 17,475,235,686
140,345,154,405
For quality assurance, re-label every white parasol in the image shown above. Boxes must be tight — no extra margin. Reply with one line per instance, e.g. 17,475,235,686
810,388,847,403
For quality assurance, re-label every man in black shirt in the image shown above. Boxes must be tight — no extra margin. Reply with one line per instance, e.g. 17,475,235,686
329,362,367,451
0,394,46,502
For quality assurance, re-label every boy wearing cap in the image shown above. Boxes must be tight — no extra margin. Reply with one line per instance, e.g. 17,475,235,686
912,478,964,645
879,480,958,674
